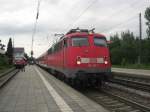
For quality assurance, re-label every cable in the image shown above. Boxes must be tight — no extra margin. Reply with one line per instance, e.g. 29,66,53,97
100,0,142,22
48,0,146,43
66,0,143,33
101,14,138,33
65,0,98,31
94,0,146,33
72,0,97,26
100,0,147,33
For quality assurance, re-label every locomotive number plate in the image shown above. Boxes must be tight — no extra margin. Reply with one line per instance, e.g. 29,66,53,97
90,58,97,63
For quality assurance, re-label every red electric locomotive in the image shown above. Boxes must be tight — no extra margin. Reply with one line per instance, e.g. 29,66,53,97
38,28,111,87
13,47,26,69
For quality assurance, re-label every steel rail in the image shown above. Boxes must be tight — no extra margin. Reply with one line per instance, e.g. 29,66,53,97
0,68,19,88
102,89,150,112
80,87,150,112
109,77,150,92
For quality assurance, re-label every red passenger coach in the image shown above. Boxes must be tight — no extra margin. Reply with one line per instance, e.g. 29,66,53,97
38,28,111,87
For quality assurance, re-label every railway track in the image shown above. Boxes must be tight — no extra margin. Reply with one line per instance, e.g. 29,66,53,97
78,74,150,112
39,66,150,112
110,74,150,92
80,84,150,112
0,68,19,88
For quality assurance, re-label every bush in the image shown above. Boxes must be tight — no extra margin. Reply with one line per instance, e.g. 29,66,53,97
0,55,9,66
121,58,126,66
0,54,12,72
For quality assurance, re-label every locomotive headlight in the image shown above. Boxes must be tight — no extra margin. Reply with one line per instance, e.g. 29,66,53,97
76,56,81,65
77,61,81,65
104,61,108,64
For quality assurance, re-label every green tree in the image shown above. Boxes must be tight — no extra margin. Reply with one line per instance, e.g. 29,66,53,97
6,38,13,64
109,31,138,65
120,31,137,64
109,33,122,64
141,38,150,64
145,7,150,38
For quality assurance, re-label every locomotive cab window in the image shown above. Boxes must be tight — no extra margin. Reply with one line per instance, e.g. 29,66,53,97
94,37,107,47
72,37,89,46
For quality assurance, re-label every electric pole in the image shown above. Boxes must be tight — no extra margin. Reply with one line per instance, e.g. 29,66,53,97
138,13,142,64
31,0,41,57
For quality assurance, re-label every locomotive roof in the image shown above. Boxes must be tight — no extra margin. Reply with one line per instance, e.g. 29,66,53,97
13,47,24,53
59,28,106,40
37,30,106,59
67,32,105,37
59,32,106,40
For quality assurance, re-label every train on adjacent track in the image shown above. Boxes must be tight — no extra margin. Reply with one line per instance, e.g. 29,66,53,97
13,47,26,69
37,28,112,87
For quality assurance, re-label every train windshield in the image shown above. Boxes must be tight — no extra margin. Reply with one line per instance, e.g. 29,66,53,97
72,37,89,46
94,37,107,47
14,57,23,60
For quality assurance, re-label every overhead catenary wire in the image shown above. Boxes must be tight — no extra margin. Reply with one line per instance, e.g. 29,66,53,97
101,6,147,34
71,0,97,26
51,0,143,35
66,0,145,33
65,0,98,31
101,14,138,33
45,0,147,48
99,0,143,22
94,1,146,35
73,0,136,25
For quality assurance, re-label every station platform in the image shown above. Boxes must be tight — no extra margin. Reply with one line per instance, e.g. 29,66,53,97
0,66,109,112
112,67,150,77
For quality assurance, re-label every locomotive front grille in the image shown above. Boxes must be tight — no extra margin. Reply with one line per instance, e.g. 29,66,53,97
97,58,104,63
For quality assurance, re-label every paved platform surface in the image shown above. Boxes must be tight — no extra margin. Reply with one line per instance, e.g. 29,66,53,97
0,65,109,112
112,68,150,77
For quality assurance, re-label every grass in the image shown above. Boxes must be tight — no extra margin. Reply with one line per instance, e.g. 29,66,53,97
112,64,150,70
0,65,13,74
0,55,13,73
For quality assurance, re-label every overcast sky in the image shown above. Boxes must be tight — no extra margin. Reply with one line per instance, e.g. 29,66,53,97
0,0,149,57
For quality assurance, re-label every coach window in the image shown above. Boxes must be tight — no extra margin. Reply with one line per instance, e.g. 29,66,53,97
94,37,107,47
72,37,89,46
48,48,52,54
63,39,67,47
51,46,55,53
58,42,62,51
59,41,63,50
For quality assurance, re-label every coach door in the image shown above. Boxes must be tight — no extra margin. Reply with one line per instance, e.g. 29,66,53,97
62,39,67,68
